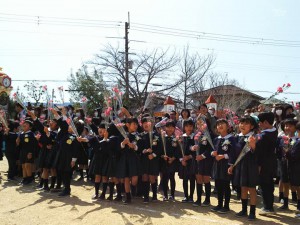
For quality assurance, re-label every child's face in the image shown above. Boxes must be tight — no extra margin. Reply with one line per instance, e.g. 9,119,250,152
239,121,253,135
182,111,189,118
22,122,31,132
184,124,194,134
142,122,151,132
49,121,58,131
98,128,106,137
216,122,228,136
196,120,204,131
165,125,175,136
127,122,138,133
284,124,296,136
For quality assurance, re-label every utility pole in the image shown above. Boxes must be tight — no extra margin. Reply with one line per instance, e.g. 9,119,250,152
124,12,130,103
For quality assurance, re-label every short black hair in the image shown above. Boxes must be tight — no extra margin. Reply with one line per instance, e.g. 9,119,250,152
183,119,194,127
239,116,258,130
180,109,191,118
166,120,176,127
8,120,19,130
126,117,139,125
258,112,275,125
198,104,207,110
283,118,298,127
98,123,106,129
216,118,229,126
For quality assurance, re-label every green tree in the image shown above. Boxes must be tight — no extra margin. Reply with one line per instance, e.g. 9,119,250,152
68,66,107,115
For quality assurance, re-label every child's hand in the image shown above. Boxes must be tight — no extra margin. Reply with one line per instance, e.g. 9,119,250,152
27,153,32,159
248,136,256,150
184,155,190,161
191,145,199,151
196,155,204,161
122,138,130,145
148,154,154,160
181,160,187,166
212,151,218,157
215,155,224,161
228,165,233,175
163,155,168,161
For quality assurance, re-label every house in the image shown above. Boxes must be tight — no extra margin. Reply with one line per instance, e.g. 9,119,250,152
188,85,264,115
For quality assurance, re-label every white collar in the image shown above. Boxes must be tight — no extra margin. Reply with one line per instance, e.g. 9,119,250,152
238,131,254,137
183,133,194,138
261,127,276,133
218,134,232,139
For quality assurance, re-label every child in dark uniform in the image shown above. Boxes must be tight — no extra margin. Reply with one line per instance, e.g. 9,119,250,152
140,117,161,203
88,123,105,200
28,110,58,191
117,118,143,204
160,120,180,201
101,123,121,201
178,120,196,203
276,119,298,210
3,120,19,180
211,119,236,214
192,118,214,207
17,119,37,185
249,112,278,215
229,116,258,220
52,109,80,197
286,122,300,217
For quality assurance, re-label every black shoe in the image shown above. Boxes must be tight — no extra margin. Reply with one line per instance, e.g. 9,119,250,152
99,194,105,200
168,196,175,202
211,206,222,212
248,214,256,221
152,196,158,202
181,197,188,203
58,191,70,197
163,196,169,202
91,194,98,200
188,197,194,203
278,205,289,210
202,200,211,207
114,196,122,202
235,210,247,217
43,187,50,192
50,187,62,193
143,198,149,204
19,179,26,185
107,195,113,201
218,207,230,214
193,200,201,207
123,198,131,205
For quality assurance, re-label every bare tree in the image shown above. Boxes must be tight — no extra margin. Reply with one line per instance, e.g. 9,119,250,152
24,81,45,106
174,46,215,108
88,44,179,109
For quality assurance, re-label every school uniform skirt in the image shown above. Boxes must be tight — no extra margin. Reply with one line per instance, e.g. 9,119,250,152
289,161,300,186
278,158,289,183
178,158,195,179
141,154,160,176
233,153,259,188
38,147,56,169
89,151,104,176
194,157,213,176
116,150,141,178
212,159,231,181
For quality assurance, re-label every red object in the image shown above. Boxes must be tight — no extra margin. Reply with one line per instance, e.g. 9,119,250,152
277,87,283,93
205,95,217,104
164,96,175,105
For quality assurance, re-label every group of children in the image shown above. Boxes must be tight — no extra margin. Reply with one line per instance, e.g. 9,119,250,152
2,103,300,221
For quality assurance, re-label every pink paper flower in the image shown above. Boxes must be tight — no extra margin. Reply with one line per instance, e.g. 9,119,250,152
277,87,283,93
81,96,87,102
42,85,48,91
286,83,291,87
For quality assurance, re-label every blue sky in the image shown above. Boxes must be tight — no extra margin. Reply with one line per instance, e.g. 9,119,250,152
0,0,299,104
